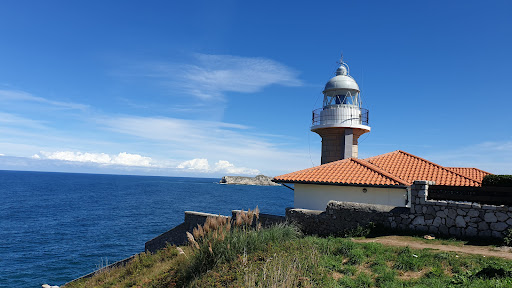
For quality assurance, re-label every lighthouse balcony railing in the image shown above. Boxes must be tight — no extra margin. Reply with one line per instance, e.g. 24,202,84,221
312,107,369,126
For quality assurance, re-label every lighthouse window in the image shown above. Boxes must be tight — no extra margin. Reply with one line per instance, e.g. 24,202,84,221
335,95,351,105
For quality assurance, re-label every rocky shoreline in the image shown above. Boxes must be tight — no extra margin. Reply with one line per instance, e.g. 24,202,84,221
219,175,280,186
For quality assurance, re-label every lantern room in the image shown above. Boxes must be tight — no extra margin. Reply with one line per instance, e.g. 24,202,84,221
311,56,371,164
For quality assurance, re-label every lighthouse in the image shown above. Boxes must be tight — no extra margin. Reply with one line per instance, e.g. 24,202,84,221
311,56,371,164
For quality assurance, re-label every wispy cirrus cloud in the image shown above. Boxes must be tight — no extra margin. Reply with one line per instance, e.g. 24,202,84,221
0,89,88,110
139,53,302,100
0,112,48,130
101,115,249,145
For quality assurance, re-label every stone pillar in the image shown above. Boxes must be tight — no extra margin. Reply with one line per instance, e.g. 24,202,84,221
409,180,435,213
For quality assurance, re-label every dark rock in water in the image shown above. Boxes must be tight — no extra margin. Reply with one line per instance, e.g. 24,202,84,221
220,175,280,186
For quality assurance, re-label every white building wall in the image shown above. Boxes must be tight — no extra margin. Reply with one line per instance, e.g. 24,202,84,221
294,183,408,210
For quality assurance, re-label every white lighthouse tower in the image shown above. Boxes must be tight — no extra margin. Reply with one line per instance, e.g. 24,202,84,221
311,56,371,164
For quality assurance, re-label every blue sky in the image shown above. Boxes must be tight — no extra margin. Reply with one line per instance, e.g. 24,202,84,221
0,1,511,177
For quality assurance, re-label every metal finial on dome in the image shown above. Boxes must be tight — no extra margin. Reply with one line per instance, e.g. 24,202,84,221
335,52,348,76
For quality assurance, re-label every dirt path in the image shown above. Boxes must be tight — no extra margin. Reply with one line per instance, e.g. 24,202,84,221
354,236,512,260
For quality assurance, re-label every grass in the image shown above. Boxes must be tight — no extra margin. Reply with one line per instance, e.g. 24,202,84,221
65,210,512,288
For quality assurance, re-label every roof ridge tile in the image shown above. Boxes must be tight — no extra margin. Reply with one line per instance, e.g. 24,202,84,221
365,150,481,186
351,158,410,186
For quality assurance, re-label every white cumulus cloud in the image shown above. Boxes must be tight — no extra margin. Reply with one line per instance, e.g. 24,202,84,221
177,158,209,170
43,151,112,163
111,152,152,167
38,151,153,167
177,158,260,175
213,160,260,175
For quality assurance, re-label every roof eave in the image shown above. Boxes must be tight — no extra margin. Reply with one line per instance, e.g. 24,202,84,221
272,179,408,189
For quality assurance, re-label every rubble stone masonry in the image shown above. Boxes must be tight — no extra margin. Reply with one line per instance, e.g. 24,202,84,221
286,181,512,239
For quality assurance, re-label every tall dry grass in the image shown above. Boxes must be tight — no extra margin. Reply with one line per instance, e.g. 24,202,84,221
178,207,300,286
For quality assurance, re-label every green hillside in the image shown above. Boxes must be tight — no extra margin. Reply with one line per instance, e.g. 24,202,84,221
65,210,512,288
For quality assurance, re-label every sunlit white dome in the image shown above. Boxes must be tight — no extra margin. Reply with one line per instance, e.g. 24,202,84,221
324,64,360,92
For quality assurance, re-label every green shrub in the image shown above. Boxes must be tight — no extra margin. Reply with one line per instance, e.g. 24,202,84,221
482,174,512,187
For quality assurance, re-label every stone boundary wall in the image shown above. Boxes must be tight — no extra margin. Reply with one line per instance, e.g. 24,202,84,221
286,203,408,236
406,181,512,238
287,181,512,239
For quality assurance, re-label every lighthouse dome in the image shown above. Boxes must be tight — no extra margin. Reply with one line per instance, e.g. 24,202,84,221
324,74,360,92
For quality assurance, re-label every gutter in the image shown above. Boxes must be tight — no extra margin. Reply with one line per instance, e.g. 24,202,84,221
281,183,294,191
272,179,294,191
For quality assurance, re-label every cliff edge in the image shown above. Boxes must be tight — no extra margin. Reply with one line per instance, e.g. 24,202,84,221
220,175,280,186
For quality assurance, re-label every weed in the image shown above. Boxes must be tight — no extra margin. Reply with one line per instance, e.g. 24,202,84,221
375,269,398,286
354,271,374,287
332,238,356,257
425,265,445,278
343,265,358,276
393,246,423,271
347,248,366,265
503,228,512,246
343,222,377,238
321,255,343,272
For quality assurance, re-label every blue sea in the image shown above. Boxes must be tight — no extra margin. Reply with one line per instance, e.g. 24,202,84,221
0,170,293,288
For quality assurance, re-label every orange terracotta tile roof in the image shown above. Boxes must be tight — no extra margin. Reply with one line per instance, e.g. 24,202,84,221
445,167,491,183
274,150,486,187
365,150,481,187
273,157,409,187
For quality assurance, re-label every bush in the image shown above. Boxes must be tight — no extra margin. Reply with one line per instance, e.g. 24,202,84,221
482,175,512,187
